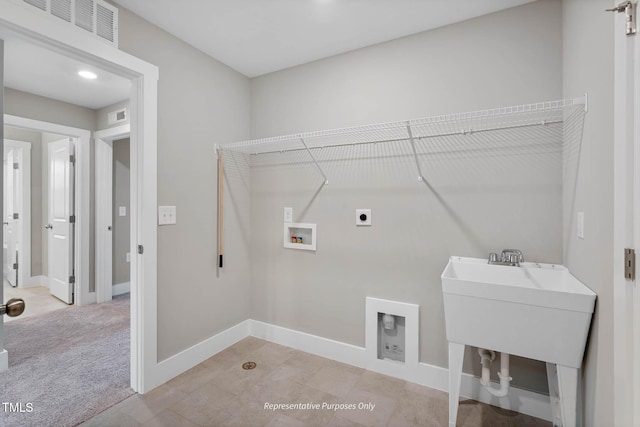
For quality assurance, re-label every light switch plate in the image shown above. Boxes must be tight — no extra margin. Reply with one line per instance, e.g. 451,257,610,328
284,207,293,223
356,209,371,226
119,206,126,217
158,206,177,225
126,252,131,263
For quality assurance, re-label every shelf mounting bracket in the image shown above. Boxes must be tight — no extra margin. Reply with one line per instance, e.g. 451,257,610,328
300,137,328,185
407,123,424,181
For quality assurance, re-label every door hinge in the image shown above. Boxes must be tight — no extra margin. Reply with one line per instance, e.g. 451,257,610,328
12,213,18,220
69,215,76,224
69,275,75,284
607,1,637,36
12,263,18,270
625,248,636,280
13,162,19,170
138,245,144,254
69,154,75,164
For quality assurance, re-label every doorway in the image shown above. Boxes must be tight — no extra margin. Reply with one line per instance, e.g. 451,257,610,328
0,2,159,393
3,127,82,320
95,125,131,303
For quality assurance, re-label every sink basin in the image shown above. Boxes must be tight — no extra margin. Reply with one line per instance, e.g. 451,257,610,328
441,256,596,368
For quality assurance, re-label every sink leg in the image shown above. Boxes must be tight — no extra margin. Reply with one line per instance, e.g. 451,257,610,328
546,363,562,427
448,342,465,427
557,365,580,427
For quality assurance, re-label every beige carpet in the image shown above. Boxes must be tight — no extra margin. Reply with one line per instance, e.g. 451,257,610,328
0,294,133,427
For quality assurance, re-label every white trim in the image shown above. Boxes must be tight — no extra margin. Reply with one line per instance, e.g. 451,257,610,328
4,115,91,306
154,320,250,387
24,275,48,288
3,139,31,289
0,1,159,393
113,281,130,296
613,6,636,427
94,124,130,304
249,319,551,422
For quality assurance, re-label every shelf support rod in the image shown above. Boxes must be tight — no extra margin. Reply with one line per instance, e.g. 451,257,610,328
407,123,424,181
300,137,329,185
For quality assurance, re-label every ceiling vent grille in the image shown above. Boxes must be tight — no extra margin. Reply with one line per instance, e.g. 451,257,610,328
21,0,118,46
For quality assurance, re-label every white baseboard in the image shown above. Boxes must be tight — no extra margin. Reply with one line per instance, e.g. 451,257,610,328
145,318,550,422
0,349,7,372
113,281,130,296
152,320,251,389
249,320,551,422
21,275,48,288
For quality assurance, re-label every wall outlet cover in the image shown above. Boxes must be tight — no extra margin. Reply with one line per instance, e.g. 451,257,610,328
119,206,127,217
356,209,371,226
158,206,177,225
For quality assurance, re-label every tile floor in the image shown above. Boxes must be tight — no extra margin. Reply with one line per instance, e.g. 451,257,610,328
3,279,70,322
82,337,551,427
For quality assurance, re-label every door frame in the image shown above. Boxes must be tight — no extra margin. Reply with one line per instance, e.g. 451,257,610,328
95,124,130,304
0,1,159,394
613,5,640,426
3,139,31,288
5,115,90,304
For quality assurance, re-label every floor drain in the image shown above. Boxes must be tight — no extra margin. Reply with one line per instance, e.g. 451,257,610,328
242,361,257,370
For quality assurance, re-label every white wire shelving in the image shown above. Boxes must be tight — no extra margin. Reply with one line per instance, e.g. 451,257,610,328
217,95,587,184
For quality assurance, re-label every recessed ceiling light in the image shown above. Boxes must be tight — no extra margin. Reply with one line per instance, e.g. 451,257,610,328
78,70,97,80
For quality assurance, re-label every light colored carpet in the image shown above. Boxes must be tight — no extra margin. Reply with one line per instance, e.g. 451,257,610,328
0,294,133,427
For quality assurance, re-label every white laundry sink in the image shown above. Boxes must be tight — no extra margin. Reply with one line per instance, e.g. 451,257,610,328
441,256,595,368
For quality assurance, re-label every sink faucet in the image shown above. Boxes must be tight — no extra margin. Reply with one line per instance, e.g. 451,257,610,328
488,249,524,266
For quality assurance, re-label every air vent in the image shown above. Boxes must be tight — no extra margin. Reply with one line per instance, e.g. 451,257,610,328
24,0,47,11
108,107,128,125
21,0,118,46
51,0,72,22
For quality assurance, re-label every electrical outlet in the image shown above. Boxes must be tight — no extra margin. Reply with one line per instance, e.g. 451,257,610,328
126,252,131,263
577,212,584,239
356,209,371,226
158,206,177,225
119,206,126,217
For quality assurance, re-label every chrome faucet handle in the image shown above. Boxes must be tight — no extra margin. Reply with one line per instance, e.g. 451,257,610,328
509,254,520,265
489,253,499,263
501,249,524,263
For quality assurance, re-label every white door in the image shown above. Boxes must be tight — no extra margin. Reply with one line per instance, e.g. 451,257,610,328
47,138,75,304
4,146,20,287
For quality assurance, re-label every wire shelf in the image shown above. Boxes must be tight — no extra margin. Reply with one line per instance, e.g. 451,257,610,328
217,96,587,156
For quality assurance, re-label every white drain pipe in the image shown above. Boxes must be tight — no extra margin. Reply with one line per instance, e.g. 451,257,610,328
478,349,512,397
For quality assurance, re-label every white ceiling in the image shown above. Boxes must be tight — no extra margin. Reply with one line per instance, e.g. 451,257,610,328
2,31,131,110
113,0,536,78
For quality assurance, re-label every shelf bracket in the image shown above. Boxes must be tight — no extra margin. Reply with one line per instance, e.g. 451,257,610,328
300,137,329,185
406,123,424,181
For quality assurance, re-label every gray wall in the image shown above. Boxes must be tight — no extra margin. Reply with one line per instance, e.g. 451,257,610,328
112,137,130,286
3,127,43,276
562,1,614,425
249,0,562,394
116,6,252,361
4,88,97,292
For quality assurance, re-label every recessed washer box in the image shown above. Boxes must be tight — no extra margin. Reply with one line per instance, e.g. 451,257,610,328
284,223,316,251
356,209,371,226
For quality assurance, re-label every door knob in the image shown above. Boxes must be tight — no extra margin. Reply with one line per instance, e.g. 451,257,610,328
45,224,53,229
1,298,25,317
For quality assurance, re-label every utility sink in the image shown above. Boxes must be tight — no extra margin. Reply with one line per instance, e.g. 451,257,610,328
441,256,596,368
